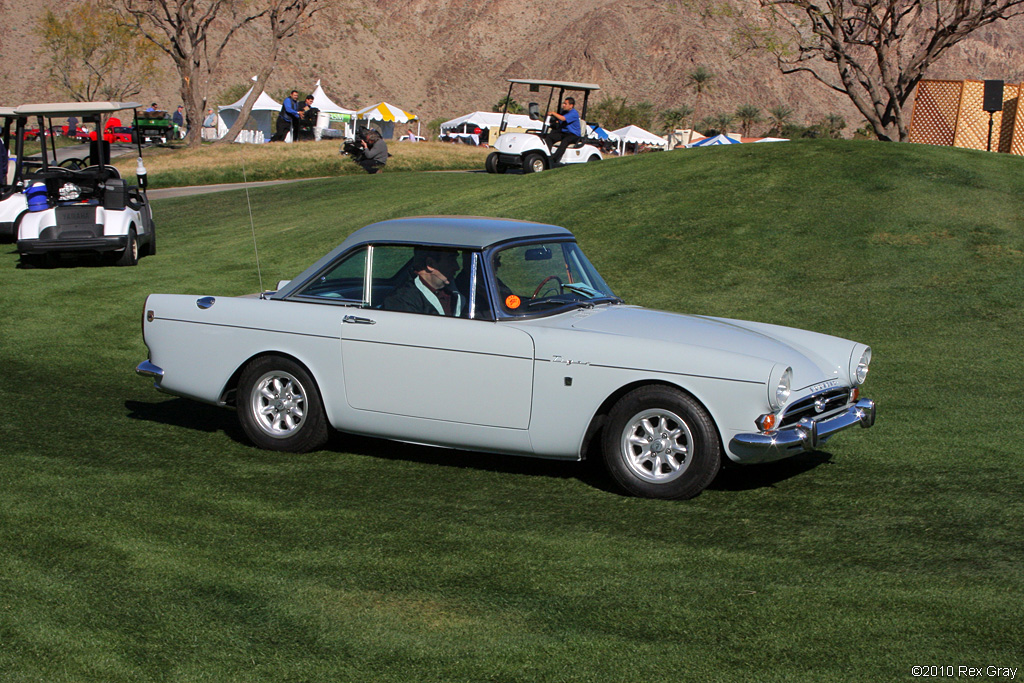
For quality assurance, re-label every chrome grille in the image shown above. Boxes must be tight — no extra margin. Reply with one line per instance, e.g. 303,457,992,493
780,388,851,428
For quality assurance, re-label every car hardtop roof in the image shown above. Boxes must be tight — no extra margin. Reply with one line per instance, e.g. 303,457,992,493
508,79,601,92
14,102,141,117
273,216,574,299
339,216,572,251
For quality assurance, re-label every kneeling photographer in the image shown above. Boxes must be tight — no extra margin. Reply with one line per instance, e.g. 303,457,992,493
342,128,388,174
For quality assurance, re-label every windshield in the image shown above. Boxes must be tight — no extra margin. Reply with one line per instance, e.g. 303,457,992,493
491,241,618,316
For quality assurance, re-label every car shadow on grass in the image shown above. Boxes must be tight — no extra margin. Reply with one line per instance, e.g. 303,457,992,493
125,397,831,496
711,451,834,492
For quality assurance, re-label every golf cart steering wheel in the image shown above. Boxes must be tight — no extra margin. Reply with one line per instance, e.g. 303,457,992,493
531,275,564,299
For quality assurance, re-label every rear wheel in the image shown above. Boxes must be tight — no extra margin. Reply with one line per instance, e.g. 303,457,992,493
602,386,722,499
114,228,139,266
523,152,546,173
237,356,329,452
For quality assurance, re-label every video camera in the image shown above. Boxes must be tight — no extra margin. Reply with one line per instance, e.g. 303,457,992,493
341,128,371,159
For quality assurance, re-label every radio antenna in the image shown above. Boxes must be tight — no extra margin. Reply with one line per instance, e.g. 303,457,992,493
238,145,264,292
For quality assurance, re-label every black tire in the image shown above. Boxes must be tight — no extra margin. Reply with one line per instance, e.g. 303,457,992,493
114,228,139,266
523,152,546,173
237,356,329,452
587,155,601,163
602,386,722,500
485,152,500,174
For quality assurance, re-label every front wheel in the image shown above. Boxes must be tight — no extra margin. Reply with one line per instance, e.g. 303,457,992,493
523,152,546,173
602,386,722,499
237,356,329,452
485,152,502,174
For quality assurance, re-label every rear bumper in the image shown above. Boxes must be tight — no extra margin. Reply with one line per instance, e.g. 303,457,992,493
136,360,167,392
730,398,876,461
18,235,127,254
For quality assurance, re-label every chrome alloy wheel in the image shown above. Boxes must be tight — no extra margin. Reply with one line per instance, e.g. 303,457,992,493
620,408,694,483
249,370,308,438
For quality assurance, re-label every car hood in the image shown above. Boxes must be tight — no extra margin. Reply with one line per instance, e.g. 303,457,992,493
539,305,852,389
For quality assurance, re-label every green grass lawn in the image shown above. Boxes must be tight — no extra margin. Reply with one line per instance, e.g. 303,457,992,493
1,140,1022,681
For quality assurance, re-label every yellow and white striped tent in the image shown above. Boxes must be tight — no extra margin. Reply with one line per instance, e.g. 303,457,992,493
355,102,418,139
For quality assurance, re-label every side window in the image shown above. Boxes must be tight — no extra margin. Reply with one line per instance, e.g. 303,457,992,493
295,247,367,302
374,246,492,319
368,245,416,308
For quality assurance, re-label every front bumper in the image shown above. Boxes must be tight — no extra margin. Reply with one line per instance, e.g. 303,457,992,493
18,234,128,254
730,398,876,460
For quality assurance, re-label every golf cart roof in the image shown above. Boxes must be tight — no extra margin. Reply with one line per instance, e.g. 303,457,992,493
508,79,601,92
0,106,16,117
14,102,141,117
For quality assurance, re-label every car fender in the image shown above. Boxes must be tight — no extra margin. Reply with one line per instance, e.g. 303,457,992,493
141,293,350,428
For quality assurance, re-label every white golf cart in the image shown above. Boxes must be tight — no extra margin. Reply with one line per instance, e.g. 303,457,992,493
0,106,25,242
485,79,604,174
12,102,155,267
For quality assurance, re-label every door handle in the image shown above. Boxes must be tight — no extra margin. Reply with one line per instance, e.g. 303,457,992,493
343,315,376,325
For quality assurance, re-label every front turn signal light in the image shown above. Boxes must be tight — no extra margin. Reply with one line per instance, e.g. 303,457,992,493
756,413,777,432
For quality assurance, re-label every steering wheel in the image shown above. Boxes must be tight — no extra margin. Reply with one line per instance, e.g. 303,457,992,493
59,158,87,171
531,275,564,299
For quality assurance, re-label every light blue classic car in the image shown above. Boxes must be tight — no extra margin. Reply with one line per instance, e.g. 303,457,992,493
137,216,875,499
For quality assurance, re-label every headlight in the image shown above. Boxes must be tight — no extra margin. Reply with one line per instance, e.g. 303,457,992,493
768,365,792,411
851,347,872,386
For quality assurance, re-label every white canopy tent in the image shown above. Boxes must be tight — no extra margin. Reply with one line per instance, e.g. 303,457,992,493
610,125,668,154
309,79,355,139
355,102,418,139
440,111,543,133
217,86,282,142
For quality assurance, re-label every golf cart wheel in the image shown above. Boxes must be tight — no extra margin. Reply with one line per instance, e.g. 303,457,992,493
602,386,722,500
485,152,501,174
587,155,601,163
523,152,546,173
115,228,139,267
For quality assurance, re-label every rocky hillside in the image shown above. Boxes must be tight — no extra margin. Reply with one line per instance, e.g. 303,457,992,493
3,0,1023,135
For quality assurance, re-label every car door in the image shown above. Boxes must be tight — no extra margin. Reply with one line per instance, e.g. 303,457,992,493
340,245,536,430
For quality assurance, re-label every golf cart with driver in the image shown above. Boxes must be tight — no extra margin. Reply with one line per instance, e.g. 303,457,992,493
485,79,604,174
11,101,155,267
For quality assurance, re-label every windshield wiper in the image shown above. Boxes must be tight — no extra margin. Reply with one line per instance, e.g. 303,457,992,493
527,295,595,309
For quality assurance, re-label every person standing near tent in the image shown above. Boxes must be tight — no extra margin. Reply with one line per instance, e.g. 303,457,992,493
272,90,300,142
202,108,217,140
545,97,581,165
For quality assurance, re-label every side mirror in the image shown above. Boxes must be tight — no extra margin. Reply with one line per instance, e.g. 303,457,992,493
528,103,541,121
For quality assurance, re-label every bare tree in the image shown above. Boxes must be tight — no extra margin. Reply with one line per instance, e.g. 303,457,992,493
746,0,1024,141
36,6,160,102
111,0,320,147
216,0,323,144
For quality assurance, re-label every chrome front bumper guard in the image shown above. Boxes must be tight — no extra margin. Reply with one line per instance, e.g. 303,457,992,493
731,398,876,455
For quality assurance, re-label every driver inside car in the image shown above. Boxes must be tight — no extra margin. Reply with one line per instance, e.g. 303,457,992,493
383,248,463,316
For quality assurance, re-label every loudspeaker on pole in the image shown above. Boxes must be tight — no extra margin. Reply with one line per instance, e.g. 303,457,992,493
983,80,1004,113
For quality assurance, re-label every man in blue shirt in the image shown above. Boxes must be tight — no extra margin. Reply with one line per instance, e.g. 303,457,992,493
272,90,300,142
545,97,581,165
